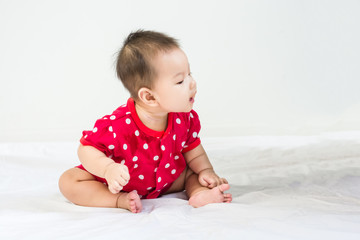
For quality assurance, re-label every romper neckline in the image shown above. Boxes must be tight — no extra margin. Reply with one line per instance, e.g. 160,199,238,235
127,98,174,139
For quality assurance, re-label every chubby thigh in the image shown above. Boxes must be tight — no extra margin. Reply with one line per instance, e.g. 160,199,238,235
59,167,120,207
59,166,193,206
75,161,187,199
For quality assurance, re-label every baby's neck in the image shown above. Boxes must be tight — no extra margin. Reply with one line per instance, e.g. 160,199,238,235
134,102,168,132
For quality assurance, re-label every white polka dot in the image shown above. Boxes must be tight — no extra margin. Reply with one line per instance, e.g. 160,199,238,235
147,187,152,190
135,130,139,136
126,118,131,124
158,177,162,183
143,143,148,149
173,134,176,140
108,145,115,150
184,145,188,148
113,133,116,138
109,126,113,132
181,141,186,147
192,132,197,138
190,112,194,118
132,156,138,162
163,183,168,187
165,163,170,168
153,155,159,161
154,167,158,172
134,164,138,168
171,169,176,174
126,112,131,115
161,145,165,151
110,115,116,120
139,175,144,180
123,144,127,150
174,155,179,160
120,160,125,165
93,127,98,133
176,118,181,124
84,135,88,139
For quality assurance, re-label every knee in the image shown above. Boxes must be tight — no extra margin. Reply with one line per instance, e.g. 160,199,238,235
58,168,77,196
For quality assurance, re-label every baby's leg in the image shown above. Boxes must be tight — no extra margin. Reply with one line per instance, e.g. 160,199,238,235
164,166,191,194
58,168,142,213
185,172,232,208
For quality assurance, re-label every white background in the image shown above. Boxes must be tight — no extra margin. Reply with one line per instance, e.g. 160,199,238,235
1,0,359,142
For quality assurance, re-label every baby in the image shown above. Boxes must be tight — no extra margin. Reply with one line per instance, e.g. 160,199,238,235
59,30,232,213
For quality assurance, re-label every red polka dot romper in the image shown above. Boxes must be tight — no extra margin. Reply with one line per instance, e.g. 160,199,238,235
77,98,201,199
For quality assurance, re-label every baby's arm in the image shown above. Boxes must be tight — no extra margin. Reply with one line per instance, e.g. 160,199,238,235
183,144,228,188
78,144,130,194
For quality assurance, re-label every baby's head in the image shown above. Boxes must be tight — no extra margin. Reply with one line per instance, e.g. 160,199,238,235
116,30,180,100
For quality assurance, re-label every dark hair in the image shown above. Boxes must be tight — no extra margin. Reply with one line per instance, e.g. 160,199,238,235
116,30,180,99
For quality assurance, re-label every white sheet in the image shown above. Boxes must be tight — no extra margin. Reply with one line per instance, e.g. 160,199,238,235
1,132,360,239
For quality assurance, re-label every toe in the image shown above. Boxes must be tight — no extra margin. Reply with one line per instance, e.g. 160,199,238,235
136,206,142,213
218,183,230,192
129,203,136,213
223,193,232,203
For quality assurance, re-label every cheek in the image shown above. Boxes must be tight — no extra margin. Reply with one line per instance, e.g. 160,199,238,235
163,90,176,100
159,90,178,106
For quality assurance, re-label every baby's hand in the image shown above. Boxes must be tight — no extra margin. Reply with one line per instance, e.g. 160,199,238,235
104,162,130,194
198,168,228,188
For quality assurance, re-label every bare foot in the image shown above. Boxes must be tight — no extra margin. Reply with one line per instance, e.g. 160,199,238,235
189,184,232,208
116,190,142,213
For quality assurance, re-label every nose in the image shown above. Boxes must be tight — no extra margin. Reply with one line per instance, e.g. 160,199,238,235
189,76,196,90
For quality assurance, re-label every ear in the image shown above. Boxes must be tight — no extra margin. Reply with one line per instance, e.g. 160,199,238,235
137,87,158,107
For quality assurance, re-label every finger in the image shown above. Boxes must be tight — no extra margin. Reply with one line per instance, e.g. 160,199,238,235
111,180,123,192
115,177,128,187
109,185,119,194
207,179,217,188
219,178,228,185
198,177,209,187
121,166,130,182
216,178,221,186
121,173,130,183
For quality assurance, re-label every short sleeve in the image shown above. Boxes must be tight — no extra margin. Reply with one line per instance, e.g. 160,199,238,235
80,117,117,157
182,110,201,153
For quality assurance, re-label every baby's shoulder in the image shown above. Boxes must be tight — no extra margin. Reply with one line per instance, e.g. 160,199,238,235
111,104,131,118
95,104,130,125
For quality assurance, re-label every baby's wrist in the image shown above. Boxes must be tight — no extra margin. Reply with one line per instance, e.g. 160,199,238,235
199,167,214,174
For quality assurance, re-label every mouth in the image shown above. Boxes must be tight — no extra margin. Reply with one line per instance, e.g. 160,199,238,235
189,92,197,104
189,90,197,104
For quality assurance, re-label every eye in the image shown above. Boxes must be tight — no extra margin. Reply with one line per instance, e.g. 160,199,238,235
176,80,184,85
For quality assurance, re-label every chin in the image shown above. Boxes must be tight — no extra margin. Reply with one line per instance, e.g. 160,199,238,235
172,103,193,113
184,106,193,113
175,107,192,113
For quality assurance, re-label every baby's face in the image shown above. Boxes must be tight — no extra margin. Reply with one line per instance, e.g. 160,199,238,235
151,48,197,113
